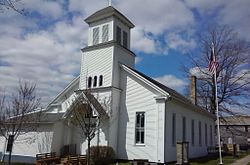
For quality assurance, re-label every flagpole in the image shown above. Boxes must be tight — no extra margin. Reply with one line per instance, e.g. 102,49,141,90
212,44,223,164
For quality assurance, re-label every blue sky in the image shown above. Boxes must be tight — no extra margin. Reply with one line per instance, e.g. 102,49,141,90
0,0,249,106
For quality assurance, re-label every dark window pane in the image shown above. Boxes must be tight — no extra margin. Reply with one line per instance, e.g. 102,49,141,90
136,113,140,126
116,26,121,45
136,131,140,143
182,117,186,141
93,76,97,87
191,120,195,145
141,132,144,143
99,75,103,86
88,77,92,88
199,121,202,145
172,113,176,145
141,114,144,127
123,31,128,48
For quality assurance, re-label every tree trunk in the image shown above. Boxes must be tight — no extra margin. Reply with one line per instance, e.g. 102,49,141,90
87,137,90,165
8,150,11,165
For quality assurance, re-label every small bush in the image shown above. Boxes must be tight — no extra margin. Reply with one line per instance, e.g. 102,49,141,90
88,146,115,165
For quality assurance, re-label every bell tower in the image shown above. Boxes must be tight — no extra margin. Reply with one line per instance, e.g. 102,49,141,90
79,6,135,154
79,6,135,90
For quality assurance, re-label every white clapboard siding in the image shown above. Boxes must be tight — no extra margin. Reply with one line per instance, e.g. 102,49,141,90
8,124,53,158
112,46,135,88
80,47,113,89
118,70,158,162
164,100,215,162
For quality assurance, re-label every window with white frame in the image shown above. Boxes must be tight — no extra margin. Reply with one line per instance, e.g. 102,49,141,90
199,121,202,146
182,116,186,141
135,112,145,144
191,119,195,145
93,27,99,45
102,24,109,42
210,125,213,145
205,123,208,146
172,113,176,145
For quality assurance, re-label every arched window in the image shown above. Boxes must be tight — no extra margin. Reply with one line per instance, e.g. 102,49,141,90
93,76,97,87
88,77,92,88
99,75,103,86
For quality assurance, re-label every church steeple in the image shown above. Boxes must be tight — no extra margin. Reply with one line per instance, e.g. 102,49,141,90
84,6,134,49
80,6,135,90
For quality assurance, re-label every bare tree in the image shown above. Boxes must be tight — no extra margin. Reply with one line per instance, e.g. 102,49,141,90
184,25,250,116
0,81,41,164
68,90,109,165
0,0,26,14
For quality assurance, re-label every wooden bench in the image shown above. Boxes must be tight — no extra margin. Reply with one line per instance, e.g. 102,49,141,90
132,159,149,165
78,155,87,165
66,155,86,165
36,152,60,165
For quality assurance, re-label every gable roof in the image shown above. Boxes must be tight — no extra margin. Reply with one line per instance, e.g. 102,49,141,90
121,64,215,118
85,6,135,28
45,76,80,110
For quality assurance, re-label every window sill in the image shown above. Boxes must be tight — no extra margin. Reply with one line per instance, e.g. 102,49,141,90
135,143,145,147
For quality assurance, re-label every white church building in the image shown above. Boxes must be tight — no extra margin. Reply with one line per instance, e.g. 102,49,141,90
0,6,215,164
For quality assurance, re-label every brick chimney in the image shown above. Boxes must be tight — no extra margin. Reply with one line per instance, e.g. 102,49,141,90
190,75,197,105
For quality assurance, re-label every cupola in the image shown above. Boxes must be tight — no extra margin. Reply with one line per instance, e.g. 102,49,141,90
84,6,135,49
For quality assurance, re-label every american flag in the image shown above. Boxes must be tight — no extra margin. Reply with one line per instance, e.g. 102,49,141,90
208,45,219,74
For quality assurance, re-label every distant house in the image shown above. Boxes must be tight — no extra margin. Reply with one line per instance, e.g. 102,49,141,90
220,116,250,146
0,6,215,164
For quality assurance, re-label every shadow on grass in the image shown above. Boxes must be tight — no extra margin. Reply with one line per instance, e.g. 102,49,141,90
167,152,249,165
189,152,248,165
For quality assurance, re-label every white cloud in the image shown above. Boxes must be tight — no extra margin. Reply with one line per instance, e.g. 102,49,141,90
23,0,64,18
131,27,156,54
189,67,211,79
184,0,225,14
154,75,187,93
117,0,194,34
185,0,250,40
135,56,142,64
166,32,196,53
0,15,87,106
1,0,249,107
69,0,107,16
219,0,250,40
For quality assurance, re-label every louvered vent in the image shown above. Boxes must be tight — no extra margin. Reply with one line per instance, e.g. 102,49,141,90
93,27,99,45
102,24,109,42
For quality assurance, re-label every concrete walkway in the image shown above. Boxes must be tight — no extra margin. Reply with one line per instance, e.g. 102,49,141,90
231,155,250,165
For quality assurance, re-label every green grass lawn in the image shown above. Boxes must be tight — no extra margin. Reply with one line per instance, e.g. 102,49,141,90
1,152,248,165
167,152,249,165
185,153,247,165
